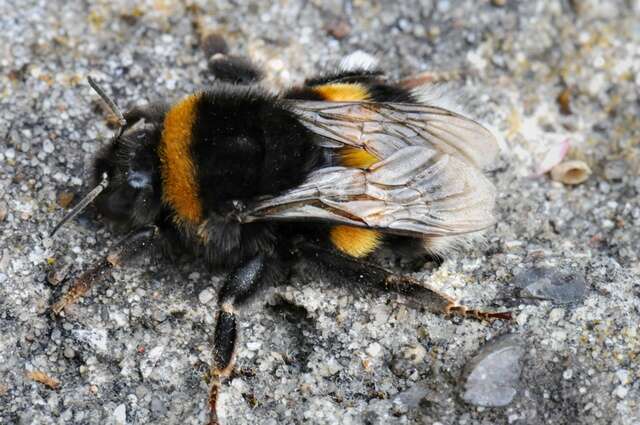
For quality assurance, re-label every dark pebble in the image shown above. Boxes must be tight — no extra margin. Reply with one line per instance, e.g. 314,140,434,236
514,266,587,304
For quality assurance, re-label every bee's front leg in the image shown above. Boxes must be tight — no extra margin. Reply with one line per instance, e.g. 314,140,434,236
207,255,281,425
50,225,158,315
122,102,170,130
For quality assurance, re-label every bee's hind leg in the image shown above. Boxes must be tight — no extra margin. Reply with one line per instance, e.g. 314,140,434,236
50,225,159,315
297,242,511,321
200,33,263,85
207,255,282,425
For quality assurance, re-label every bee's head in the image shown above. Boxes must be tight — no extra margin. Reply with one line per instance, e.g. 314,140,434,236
92,124,163,228
50,78,164,237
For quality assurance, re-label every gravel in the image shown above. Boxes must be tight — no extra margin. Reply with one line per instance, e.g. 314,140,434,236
1,1,639,424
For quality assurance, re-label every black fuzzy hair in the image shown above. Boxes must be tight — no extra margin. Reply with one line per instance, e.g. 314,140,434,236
188,84,324,267
191,84,324,209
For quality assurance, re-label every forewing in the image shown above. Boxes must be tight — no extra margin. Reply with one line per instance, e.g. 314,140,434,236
289,100,499,169
247,145,496,237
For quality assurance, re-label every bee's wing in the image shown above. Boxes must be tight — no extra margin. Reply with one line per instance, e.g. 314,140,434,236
288,101,499,168
244,101,497,237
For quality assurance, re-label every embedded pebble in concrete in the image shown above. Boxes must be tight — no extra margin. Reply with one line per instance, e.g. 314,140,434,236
603,159,628,182
392,382,429,412
515,267,587,304
461,335,525,407
112,403,126,425
71,329,109,354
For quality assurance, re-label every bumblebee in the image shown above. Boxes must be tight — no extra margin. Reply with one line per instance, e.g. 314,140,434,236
50,49,509,424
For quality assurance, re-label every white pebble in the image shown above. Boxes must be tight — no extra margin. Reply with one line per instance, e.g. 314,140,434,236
615,369,630,385
113,403,126,425
246,341,262,351
366,342,383,357
198,288,215,305
614,385,628,399
43,140,54,154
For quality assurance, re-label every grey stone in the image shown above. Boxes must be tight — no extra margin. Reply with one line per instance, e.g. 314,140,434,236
515,267,587,304
603,159,628,182
461,335,525,407
393,383,429,411
150,396,167,418
63,346,75,359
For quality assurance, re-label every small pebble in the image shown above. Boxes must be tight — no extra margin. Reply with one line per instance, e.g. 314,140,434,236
151,396,167,417
366,342,383,357
246,341,262,351
614,385,628,399
615,369,630,385
63,346,75,359
393,383,429,410
326,18,351,39
603,159,627,182
152,309,167,323
0,202,7,221
199,288,215,305
43,140,55,154
113,403,126,425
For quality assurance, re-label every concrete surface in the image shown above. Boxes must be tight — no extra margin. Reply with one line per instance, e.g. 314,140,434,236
1,1,639,424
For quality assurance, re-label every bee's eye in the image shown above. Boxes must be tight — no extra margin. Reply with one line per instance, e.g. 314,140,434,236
127,170,152,189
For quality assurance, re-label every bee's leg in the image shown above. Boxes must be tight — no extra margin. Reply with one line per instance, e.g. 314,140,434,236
207,54,263,85
207,255,280,425
50,226,158,315
201,33,263,85
297,242,511,321
122,102,170,130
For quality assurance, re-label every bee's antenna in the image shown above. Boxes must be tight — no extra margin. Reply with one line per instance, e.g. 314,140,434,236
50,173,109,237
87,76,127,135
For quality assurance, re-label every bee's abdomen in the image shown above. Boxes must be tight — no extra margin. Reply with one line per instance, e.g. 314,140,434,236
285,79,418,258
